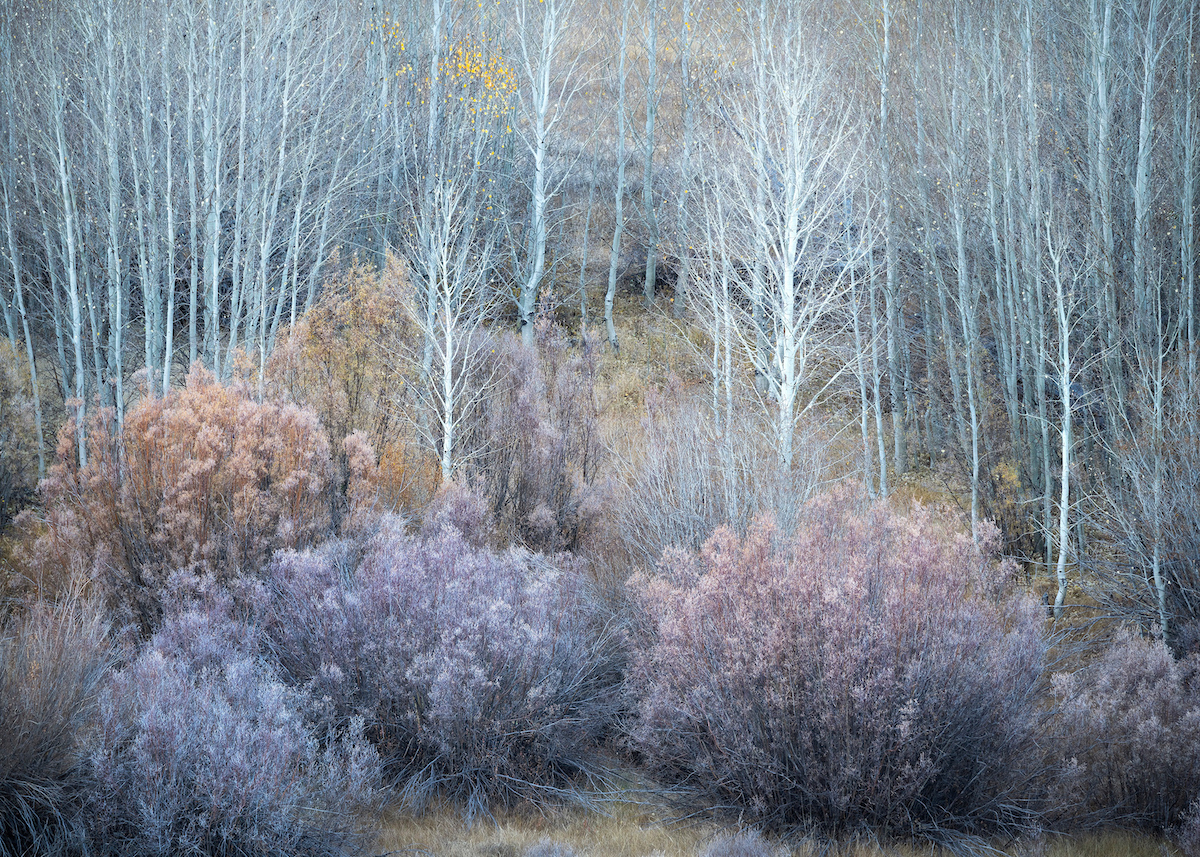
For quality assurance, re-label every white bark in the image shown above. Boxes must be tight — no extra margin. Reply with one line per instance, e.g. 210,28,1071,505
511,0,582,346
640,0,659,306
605,0,633,352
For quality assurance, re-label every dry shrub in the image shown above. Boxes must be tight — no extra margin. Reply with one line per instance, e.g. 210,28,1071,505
377,438,440,515
22,366,332,634
0,594,110,857
699,829,787,857
610,385,831,573
627,489,1047,840
524,841,578,857
420,481,493,547
262,510,623,819
267,253,427,521
465,323,607,555
1086,369,1200,644
87,576,380,857
1176,800,1200,857
1053,631,1200,832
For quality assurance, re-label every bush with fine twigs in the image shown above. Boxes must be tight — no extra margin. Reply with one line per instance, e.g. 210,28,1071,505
1053,631,1200,833
86,576,380,857
22,365,333,635
0,596,109,857
627,488,1048,840
262,506,623,819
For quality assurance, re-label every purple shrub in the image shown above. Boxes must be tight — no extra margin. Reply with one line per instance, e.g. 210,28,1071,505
523,840,578,857
88,578,380,857
1176,800,1200,857
421,481,492,548
464,323,607,555
0,596,109,857
1053,631,1200,831
627,489,1047,839
263,512,622,817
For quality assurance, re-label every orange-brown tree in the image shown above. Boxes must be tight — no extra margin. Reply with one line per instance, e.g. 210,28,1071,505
267,253,435,521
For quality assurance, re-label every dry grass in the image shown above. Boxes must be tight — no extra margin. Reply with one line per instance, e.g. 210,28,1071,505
367,810,1182,857
368,803,719,857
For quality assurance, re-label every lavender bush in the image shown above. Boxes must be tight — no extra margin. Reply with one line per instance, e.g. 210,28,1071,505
1053,631,1200,831
1176,800,1200,857
699,829,787,857
263,510,622,818
88,576,380,857
462,323,607,555
0,596,109,857
627,489,1048,839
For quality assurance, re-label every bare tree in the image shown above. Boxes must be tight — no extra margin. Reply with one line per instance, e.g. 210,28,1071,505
394,9,513,482
508,0,586,346
695,0,869,468
638,0,661,306
1042,207,1097,617
1089,303,1200,642
0,4,46,476
604,0,633,352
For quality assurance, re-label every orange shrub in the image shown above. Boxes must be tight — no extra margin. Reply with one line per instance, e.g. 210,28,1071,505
267,254,425,522
23,366,332,633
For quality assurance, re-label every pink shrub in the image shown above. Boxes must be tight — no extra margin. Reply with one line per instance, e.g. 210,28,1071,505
87,577,379,857
1053,631,1200,831
263,512,622,817
627,489,1047,838
464,324,607,555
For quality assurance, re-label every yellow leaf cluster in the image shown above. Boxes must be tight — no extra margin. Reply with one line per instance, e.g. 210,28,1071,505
439,36,517,120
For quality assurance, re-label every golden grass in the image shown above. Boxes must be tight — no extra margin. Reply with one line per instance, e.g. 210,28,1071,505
368,803,720,857
1040,829,1180,857
367,808,1182,857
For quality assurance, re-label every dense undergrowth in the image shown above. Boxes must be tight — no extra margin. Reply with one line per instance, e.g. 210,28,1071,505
3,310,1200,857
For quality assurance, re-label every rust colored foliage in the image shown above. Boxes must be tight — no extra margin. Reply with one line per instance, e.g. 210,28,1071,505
267,253,435,519
26,366,332,633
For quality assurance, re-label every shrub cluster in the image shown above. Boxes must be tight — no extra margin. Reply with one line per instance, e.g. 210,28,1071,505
0,596,108,857
627,489,1047,839
1053,631,1200,831
14,342,1200,851
267,253,435,521
24,365,333,633
87,576,380,857
464,323,607,555
262,506,623,818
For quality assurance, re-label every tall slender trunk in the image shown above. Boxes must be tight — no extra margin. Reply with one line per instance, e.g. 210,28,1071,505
674,0,694,319
605,0,631,352
641,0,659,306
878,0,906,475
